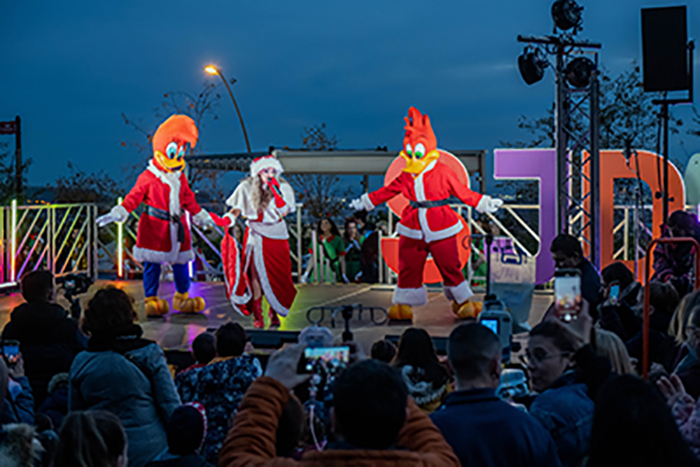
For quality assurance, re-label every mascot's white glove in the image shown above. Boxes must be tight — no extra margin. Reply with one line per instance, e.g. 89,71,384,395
193,209,215,229
96,205,128,227
349,197,365,211
475,195,504,214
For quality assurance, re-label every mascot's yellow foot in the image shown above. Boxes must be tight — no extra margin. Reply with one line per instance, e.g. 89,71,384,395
452,300,483,320
145,296,169,317
172,292,206,313
388,304,414,322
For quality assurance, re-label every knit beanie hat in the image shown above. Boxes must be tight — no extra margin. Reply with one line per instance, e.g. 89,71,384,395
166,402,208,455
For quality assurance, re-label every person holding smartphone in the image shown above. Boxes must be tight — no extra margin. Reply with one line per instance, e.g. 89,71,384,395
2,270,86,406
597,262,642,342
550,234,603,319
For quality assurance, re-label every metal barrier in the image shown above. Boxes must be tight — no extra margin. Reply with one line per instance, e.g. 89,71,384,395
0,203,98,288
642,237,700,379
98,204,306,282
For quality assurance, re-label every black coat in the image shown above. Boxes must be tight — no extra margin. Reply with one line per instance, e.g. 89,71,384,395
2,302,85,405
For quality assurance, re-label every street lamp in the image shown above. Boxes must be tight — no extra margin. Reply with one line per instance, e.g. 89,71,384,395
205,65,252,153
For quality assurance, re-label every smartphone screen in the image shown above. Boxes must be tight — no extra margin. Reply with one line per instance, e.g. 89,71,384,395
555,274,581,320
481,318,499,335
301,346,350,373
3,341,19,366
609,282,620,305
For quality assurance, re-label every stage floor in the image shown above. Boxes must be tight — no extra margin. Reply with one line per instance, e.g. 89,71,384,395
0,280,554,353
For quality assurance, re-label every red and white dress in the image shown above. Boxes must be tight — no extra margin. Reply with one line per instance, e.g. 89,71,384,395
225,179,297,316
359,159,483,306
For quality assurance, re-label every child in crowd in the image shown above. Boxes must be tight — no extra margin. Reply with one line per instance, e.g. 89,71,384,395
146,403,213,467
370,339,397,363
38,372,69,429
53,410,128,467
178,333,217,375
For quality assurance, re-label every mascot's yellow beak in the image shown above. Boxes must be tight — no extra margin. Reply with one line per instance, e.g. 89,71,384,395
401,150,440,175
154,150,185,172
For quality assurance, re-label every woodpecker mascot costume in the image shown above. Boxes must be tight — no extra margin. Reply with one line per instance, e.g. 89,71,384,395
349,107,503,321
220,155,298,328
97,114,215,316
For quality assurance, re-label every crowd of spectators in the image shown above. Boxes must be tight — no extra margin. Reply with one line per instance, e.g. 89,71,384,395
7,209,700,466
301,211,388,284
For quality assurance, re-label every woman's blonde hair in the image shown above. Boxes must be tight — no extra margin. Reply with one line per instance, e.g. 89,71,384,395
247,174,289,212
594,329,635,375
669,290,700,345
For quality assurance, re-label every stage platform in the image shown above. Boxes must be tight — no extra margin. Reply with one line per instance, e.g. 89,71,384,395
0,281,553,352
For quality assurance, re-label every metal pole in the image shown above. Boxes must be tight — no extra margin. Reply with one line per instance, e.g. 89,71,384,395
589,71,600,268
555,46,569,234
662,102,670,224
216,70,252,153
15,116,21,200
297,205,302,283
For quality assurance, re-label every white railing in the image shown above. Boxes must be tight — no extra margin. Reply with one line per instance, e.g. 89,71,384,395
1,203,98,288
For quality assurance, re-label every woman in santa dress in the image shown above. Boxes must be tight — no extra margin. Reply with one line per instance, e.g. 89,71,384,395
226,155,297,328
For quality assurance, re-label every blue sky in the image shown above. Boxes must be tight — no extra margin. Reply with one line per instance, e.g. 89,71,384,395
1,0,699,188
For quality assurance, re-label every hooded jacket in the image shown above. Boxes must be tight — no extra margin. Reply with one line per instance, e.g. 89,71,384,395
218,376,460,467
2,302,85,405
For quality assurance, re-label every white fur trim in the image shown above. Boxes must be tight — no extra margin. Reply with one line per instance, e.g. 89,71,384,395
397,224,423,240
133,246,194,265
250,156,284,178
224,234,250,316
248,220,289,240
475,195,491,214
421,218,463,243
360,193,375,211
230,240,253,306
443,281,474,304
250,230,291,316
223,213,236,226
392,286,428,306
414,159,438,202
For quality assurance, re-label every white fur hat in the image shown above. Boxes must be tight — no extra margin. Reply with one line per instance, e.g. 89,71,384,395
250,155,284,178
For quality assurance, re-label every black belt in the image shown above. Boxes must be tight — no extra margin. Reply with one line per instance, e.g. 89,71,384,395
409,199,450,209
146,205,185,242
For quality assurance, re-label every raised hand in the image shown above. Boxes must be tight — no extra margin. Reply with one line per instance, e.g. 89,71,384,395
349,198,364,211
476,195,504,214
96,206,128,227
264,344,311,389
657,374,691,407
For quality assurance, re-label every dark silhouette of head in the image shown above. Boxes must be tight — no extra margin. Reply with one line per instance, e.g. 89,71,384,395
21,270,53,303
332,359,408,449
448,323,501,387
392,327,448,386
166,404,206,456
215,322,247,358
82,287,136,336
192,332,216,365
601,262,635,291
370,339,397,363
53,410,127,467
550,233,583,269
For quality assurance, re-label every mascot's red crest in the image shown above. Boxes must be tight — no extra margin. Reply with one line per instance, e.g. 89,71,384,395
152,114,199,172
400,107,440,175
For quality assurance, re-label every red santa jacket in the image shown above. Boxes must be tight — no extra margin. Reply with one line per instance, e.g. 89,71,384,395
121,162,203,264
360,159,482,243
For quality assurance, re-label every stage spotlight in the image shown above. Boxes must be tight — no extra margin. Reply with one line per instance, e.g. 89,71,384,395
564,56,595,88
518,48,547,85
551,0,583,31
